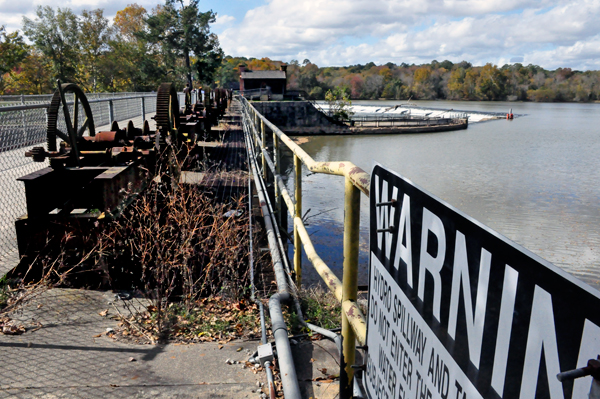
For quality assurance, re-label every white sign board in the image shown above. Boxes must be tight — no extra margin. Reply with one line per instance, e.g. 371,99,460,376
365,164,600,399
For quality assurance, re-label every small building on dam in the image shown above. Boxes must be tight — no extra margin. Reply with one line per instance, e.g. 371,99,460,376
239,64,287,100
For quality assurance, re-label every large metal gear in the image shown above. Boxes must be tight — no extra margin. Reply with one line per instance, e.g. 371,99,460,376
47,82,95,154
155,82,180,146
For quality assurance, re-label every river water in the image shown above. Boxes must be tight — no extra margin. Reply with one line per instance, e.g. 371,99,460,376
285,100,600,290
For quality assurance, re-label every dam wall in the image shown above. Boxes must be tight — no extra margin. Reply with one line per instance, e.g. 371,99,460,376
251,101,348,135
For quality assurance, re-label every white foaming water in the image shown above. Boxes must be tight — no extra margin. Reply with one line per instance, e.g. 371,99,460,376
317,102,506,122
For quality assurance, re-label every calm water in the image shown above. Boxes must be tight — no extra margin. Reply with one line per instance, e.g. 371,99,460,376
286,100,600,289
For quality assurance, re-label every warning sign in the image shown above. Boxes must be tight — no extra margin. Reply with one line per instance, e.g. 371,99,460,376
365,164,600,399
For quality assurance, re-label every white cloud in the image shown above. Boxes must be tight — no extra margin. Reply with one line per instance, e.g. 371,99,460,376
528,35,600,70
218,0,600,70
3,0,600,70
214,14,235,26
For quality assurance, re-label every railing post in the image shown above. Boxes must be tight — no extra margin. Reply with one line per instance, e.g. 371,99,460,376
253,110,258,146
141,97,146,121
273,132,281,225
20,94,26,141
340,177,360,399
261,119,267,180
294,155,302,286
108,99,114,123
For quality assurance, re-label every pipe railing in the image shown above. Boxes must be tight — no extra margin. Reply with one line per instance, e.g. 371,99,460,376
239,95,368,398
350,114,468,127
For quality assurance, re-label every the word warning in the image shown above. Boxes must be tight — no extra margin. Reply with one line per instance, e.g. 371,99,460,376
365,164,600,399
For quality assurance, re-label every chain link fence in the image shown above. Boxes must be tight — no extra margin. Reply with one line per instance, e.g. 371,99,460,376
0,92,159,274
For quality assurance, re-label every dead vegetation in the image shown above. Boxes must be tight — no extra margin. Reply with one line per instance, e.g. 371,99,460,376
0,146,342,348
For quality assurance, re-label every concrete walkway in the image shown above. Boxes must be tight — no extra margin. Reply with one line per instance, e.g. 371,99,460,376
0,288,341,398
0,109,346,399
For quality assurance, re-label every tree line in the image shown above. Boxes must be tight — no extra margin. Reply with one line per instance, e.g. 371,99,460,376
2,5,599,103
217,57,600,102
0,0,222,95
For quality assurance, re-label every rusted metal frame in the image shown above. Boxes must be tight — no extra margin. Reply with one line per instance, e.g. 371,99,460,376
57,83,81,167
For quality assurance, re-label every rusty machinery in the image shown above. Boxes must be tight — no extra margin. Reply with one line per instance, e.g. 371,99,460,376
10,81,221,282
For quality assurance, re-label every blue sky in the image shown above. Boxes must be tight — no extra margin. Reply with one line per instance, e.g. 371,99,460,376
3,0,600,70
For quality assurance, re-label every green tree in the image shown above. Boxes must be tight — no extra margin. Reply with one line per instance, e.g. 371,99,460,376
325,87,353,122
381,79,404,100
0,26,28,75
143,0,223,87
23,6,80,83
79,9,114,91
297,62,319,92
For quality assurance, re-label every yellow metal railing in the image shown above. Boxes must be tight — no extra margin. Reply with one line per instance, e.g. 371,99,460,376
240,97,369,397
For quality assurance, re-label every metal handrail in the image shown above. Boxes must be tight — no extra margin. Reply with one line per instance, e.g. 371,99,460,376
239,95,367,398
0,93,157,113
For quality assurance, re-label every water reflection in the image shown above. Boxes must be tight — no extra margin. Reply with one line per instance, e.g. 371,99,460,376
285,100,600,289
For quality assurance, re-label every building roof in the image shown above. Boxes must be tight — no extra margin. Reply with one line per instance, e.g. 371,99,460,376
240,70,286,80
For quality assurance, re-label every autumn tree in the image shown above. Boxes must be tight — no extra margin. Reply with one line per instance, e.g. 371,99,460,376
0,26,29,92
114,4,147,42
3,51,53,94
477,63,506,100
110,4,165,91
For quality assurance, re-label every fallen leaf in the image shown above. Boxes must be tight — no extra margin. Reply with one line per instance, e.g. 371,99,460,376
236,347,243,352
99,309,109,317
2,324,25,335
93,334,102,338
218,345,224,350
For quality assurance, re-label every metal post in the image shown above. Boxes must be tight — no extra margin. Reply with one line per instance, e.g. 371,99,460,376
261,120,267,180
273,132,281,226
20,94,26,141
294,155,302,286
141,97,146,121
251,109,257,146
340,177,361,399
108,99,114,123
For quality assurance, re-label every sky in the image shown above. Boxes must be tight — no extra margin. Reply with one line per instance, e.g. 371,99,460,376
2,0,600,70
